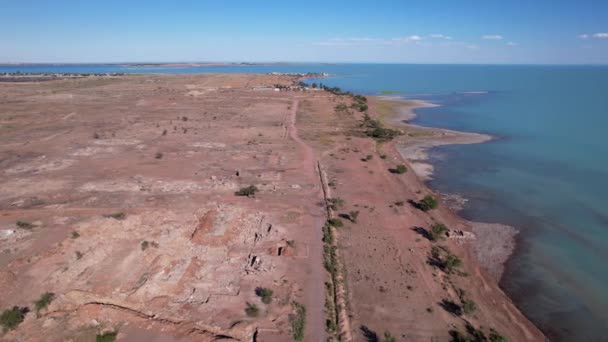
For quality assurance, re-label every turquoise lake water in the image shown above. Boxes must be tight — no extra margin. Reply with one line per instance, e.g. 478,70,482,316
2,64,607,341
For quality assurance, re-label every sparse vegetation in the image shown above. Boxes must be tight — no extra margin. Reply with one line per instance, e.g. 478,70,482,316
347,210,360,223
327,218,344,228
489,329,508,342
235,185,259,197
290,301,306,341
430,246,463,274
389,164,407,174
444,253,463,273
362,113,402,142
383,331,397,342
141,240,149,251
93,132,100,139
418,195,438,211
326,197,344,211
104,212,126,220
16,221,34,229
450,324,507,342
162,129,167,136
462,298,477,315
71,231,80,239
34,292,55,315
0,306,29,331
155,152,163,159
335,103,348,113
75,251,84,260
324,245,338,273
322,224,333,244
255,287,274,304
429,223,448,241
245,302,259,317
96,331,117,342
362,154,373,162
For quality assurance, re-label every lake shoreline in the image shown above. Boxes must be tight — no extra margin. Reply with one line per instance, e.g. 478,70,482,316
380,97,521,282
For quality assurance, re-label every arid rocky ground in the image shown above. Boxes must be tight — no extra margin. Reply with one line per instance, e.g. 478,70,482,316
0,74,544,341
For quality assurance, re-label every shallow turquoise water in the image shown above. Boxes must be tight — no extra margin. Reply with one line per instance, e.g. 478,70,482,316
3,64,607,340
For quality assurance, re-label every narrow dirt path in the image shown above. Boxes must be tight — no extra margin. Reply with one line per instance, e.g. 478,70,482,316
286,98,326,342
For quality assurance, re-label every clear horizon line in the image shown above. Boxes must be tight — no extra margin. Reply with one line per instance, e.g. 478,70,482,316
2,61,608,66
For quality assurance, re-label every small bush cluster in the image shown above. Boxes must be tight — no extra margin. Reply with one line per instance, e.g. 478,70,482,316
418,195,438,211
428,223,448,241
389,164,407,174
34,292,55,315
104,212,126,220
16,221,34,229
326,197,344,211
362,114,402,142
0,306,29,331
290,301,306,341
449,324,506,342
255,287,274,304
327,218,344,228
245,302,259,317
96,331,117,342
430,246,462,274
334,103,349,113
235,185,259,197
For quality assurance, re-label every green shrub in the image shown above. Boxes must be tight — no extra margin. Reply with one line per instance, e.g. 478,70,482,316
335,103,348,112
462,299,477,315
16,221,34,229
96,331,117,342
291,302,306,341
449,330,468,342
383,331,397,342
323,245,337,273
353,95,367,103
390,164,407,174
235,185,259,197
429,223,448,241
327,218,344,228
327,198,344,211
34,292,55,314
419,195,438,211
444,254,462,273
366,127,401,142
489,329,508,342
255,287,274,304
71,231,80,239
141,240,149,251
0,306,29,331
245,302,259,317
104,212,126,220
322,224,333,244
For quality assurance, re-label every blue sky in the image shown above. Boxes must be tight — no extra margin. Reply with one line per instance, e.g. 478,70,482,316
1,0,608,64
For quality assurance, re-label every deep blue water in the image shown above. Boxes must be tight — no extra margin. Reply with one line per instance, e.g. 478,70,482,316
2,64,607,341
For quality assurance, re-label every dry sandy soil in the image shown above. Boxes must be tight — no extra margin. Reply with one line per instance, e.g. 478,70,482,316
0,74,544,341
